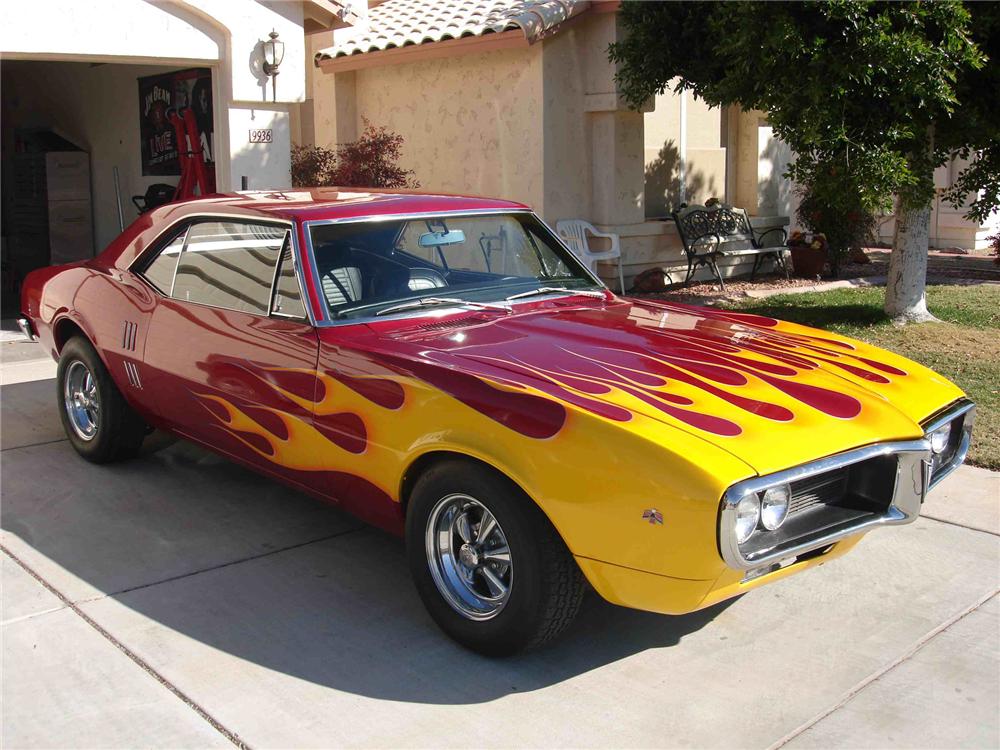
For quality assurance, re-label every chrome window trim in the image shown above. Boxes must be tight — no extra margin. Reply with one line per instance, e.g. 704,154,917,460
289,222,318,326
719,438,932,570
922,399,976,489
127,214,315,326
168,224,192,298
266,230,288,315
266,229,310,322
127,211,294,274
300,209,607,328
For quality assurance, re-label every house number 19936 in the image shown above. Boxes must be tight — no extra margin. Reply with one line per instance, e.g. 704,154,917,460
249,129,273,143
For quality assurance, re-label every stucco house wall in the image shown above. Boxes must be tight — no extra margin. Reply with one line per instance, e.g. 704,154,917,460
354,47,546,212
643,87,728,218
306,33,545,211
539,25,593,224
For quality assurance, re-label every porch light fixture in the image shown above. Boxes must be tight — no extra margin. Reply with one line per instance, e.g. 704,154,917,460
262,30,285,102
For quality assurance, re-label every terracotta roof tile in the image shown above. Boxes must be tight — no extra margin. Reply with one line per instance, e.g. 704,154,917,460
315,0,588,60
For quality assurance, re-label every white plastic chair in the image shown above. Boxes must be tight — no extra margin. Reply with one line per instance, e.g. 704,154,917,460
555,219,625,294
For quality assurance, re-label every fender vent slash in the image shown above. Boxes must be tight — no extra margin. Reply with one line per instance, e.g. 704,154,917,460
122,321,138,351
123,360,142,389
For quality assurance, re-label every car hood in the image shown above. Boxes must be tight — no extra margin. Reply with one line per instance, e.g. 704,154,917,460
373,297,965,475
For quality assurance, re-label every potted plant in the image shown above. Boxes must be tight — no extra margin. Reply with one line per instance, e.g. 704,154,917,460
787,231,828,277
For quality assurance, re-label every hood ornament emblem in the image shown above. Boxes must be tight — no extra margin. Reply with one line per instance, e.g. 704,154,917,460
642,509,664,525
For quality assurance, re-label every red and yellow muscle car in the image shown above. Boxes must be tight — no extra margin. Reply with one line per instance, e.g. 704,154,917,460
18,190,974,655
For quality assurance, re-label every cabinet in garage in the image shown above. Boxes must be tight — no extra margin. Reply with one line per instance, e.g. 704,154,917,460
9,131,95,279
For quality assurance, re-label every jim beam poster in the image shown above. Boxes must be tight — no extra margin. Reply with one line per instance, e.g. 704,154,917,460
138,68,214,177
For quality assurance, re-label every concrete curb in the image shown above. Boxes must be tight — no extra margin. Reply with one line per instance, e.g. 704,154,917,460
741,276,887,299
700,274,1000,305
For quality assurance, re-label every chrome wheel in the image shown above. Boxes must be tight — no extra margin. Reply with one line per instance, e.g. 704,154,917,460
425,493,513,621
63,360,100,441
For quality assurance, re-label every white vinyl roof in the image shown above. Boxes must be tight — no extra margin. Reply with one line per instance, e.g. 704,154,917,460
315,0,589,61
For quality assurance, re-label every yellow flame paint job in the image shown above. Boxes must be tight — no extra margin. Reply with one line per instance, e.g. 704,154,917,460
198,363,757,581
193,306,966,609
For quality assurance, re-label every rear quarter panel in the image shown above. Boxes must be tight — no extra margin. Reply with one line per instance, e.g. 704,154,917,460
21,263,162,423
21,263,95,360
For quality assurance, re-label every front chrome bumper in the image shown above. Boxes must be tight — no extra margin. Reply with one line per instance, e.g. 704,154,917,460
718,399,975,571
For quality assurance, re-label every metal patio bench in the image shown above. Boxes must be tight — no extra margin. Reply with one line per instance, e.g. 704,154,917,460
672,204,788,291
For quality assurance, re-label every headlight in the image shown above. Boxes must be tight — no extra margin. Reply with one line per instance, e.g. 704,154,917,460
929,422,952,454
734,492,760,543
760,484,791,530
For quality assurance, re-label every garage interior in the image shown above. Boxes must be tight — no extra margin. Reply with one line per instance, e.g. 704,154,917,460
1,60,216,316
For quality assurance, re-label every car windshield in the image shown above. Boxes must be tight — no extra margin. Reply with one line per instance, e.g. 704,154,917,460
308,213,602,319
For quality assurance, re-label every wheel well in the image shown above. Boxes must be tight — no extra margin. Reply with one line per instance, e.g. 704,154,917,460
53,319,88,352
400,451,522,515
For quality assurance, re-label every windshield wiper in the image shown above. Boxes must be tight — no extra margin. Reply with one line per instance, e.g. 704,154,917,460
504,286,607,303
374,297,508,317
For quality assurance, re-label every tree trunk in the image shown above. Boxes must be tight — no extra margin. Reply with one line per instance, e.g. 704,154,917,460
885,198,937,324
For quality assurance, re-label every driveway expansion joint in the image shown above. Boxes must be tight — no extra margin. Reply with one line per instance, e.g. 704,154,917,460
1,543,252,749
1,437,69,453
920,513,1000,537
69,526,367,607
767,587,1000,749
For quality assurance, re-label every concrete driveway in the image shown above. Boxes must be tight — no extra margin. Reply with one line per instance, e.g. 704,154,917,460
2,335,998,749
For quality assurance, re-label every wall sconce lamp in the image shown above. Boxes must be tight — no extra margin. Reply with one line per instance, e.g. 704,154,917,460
262,30,285,102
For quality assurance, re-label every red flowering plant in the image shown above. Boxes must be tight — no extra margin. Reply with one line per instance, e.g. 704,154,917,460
291,119,418,189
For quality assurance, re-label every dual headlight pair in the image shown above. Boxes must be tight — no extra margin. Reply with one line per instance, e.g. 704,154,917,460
734,483,791,544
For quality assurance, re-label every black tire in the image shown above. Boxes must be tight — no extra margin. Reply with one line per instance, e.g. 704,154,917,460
57,336,147,463
406,459,585,656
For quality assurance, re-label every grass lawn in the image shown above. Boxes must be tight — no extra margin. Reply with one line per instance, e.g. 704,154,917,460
723,284,1000,471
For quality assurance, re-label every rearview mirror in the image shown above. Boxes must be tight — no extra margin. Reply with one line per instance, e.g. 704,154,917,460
419,229,466,247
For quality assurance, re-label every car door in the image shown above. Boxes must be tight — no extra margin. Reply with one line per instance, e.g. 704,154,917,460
140,217,322,490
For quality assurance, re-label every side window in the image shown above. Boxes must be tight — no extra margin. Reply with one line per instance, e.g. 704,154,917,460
171,221,286,314
271,242,307,319
141,229,186,294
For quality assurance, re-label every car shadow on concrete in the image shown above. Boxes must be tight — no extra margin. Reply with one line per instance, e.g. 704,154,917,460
2,379,735,705
105,522,737,705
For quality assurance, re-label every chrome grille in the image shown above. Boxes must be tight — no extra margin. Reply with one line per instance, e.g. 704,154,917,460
789,469,850,514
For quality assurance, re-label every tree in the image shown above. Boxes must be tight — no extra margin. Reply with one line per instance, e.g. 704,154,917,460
610,1,997,323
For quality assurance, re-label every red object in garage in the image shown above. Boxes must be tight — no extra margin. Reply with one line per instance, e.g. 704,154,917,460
168,108,213,200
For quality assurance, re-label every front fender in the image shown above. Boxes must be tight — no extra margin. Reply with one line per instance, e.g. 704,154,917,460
387,377,755,582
